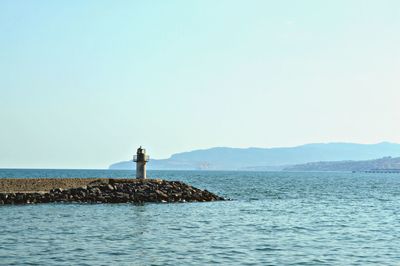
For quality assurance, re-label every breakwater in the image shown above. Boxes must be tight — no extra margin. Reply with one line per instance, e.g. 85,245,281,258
0,178,225,204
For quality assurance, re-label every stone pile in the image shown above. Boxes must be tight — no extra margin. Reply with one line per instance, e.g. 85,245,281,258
0,179,225,205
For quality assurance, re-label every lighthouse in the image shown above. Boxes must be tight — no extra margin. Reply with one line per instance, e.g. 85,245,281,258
133,146,149,179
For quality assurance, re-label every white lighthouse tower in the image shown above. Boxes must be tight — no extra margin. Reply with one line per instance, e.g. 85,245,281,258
133,146,149,179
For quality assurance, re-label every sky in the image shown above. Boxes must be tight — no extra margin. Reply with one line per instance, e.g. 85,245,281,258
1,0,400,168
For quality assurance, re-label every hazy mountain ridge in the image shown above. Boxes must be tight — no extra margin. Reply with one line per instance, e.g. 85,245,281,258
109,142,400,170
284,156,400,171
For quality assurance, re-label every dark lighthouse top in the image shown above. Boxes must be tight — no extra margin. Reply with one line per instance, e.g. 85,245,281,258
134,146,149,163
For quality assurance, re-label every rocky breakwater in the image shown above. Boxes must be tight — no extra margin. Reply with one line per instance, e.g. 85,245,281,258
0,179,225,205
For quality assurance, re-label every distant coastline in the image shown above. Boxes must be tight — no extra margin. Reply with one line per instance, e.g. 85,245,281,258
110,142,400,171
284,156,400,172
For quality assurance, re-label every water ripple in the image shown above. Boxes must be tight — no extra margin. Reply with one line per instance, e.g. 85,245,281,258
2,170,400,265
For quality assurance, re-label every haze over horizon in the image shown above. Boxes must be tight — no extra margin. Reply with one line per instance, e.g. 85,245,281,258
1,1,400,168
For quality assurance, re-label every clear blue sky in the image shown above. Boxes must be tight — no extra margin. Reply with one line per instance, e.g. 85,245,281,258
1,0,399,168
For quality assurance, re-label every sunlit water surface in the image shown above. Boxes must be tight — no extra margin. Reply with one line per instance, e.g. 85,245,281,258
1,169,400,265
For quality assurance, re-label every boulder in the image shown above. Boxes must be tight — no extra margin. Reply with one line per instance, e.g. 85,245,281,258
0,179,225,205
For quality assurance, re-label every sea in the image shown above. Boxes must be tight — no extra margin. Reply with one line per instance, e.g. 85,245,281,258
1,169,400,265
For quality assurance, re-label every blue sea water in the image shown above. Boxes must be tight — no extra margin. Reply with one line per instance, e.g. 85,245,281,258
1,169,400,265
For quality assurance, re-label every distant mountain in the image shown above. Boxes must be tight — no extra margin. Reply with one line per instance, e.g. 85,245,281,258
109,142,400,170
284,156,400,172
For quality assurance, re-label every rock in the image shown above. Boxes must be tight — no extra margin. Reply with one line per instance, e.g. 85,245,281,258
89,187,101,195
155,190,168,199
54,188,63,193
0,179,225,205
